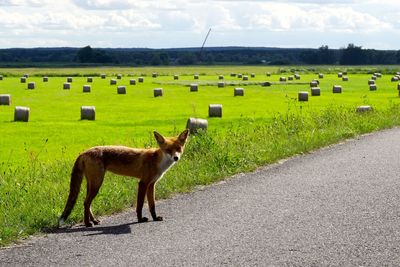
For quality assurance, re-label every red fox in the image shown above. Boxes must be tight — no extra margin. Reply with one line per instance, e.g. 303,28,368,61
59,129,189,227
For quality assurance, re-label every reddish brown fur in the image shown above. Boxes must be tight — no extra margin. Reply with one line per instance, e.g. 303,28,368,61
59,129,189,227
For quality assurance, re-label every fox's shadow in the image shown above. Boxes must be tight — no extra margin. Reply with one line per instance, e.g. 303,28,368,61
46,221,139,237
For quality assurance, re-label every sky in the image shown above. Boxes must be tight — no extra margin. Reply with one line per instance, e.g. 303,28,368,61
0,0,399,50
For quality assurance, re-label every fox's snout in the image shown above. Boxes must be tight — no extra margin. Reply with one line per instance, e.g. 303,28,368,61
173,156,179,161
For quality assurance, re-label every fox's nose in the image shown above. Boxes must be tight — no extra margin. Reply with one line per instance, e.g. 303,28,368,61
173,156,179,161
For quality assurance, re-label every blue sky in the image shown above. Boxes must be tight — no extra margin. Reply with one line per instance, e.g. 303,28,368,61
0,0,399,49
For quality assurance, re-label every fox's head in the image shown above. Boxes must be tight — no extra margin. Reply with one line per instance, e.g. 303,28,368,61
154,129,189,162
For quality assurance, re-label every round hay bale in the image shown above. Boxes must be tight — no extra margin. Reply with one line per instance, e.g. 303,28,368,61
310,80,318,87
338,72,343,78
219,75,224,80
333,85,342,93
356,105,372,113
152,73,158,78
110,79,117,85
237,74,243,78
117,86,126,94
266,72,271,77
298,91,309,101
342,76,349,81
318,73,324,79
67,77,73,83
280,77,286,82
217,82,225,88
20,77,26,83
375,73,382,78
288,76,294,81
130,79,136,85
208,104,222,118
343,71,348,75
27,82,35,90
23,74,29,78
138,77,144,83
311,87,321,96
294,74,300,80
398,83,400,90
391,76,399,82
117,74,122,79
369,84,377,91
243,75,249,81
230,73,236,77
174,75,179,80
0,94,11,105
371,75,377,80
194,74,199,80
87,77,93,83
368,80,375,85
83,85,91,93
234,87,244,96
63,83,71,90
190,84,198,92
154,88,163,97
14,106,29,122
43,77,48,82
186,118,208,134
251,73,255,78
81,106,95,120
0,75,3,80
101,74,106,79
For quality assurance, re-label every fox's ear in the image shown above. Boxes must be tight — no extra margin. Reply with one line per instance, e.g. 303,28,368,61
154,131,165,145
178,129,189,144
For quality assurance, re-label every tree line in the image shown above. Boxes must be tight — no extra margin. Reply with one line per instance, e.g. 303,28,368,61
0,44,399,66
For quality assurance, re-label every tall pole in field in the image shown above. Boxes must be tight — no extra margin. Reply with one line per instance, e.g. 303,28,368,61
199,28,211,62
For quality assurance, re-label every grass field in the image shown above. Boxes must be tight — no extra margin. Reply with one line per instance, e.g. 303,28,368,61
0,65,399,246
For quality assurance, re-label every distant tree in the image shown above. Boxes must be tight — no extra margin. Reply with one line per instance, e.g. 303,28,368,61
339,43,365,65
318,45,336,64
396,50,400,64
77,46,93,63
76,45,115,63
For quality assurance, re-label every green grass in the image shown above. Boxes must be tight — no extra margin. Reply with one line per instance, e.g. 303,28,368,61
0,66,399,246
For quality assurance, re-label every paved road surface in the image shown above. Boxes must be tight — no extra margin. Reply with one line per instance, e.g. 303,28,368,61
1,128,400,266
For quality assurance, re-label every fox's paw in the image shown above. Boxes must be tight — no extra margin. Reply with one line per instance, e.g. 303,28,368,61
92,219,100,225
138,217,148,223
153,216,163,221
85,222,93,227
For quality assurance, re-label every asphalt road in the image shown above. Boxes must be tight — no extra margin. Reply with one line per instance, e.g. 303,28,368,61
1,128,400,266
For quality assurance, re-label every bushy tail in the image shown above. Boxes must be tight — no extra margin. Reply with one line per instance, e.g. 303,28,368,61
59,155,84,226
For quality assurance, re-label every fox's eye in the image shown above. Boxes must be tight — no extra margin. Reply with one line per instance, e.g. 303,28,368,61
166,149,172,154
177,147,182,153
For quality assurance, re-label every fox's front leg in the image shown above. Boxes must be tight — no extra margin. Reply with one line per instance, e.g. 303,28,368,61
147,182,163,221
136,181,149,223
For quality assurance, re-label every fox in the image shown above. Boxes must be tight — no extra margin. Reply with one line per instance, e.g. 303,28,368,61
59,129,189,227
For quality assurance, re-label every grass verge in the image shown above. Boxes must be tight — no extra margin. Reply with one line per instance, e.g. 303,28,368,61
1,103,399,246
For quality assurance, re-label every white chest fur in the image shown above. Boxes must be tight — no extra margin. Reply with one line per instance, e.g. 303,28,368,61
152,152,176,183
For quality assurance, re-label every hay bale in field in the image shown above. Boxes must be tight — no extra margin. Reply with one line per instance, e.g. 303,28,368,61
369,84,377,91
391,76,399,82
110,79,117,85
238,74,243,78
338,72,343,78
23,74,29,78
14,106,29,122
0,94,11,105
356,105,372,113
83,85,91,93
288,76,293,81
138,77,144,83
20,77,26,83
371,75,377,81
342,76,349,81
230,73,236,77
311,87,321,96
375,73,382,78
81,106,95,120
63,83,71,90
398,83,400,90
368,80,375,85
117,74,122,79
27,82,35,89
117,86,126,94
43,77,48,82
298,91,309,101
294,74,300,80
186,118,208,134
218,82,225,88
280,77,286,82
154,88,163,97
234,87,244,96
0,75,3,80
101,74,106,79
319,73,324,79
87,77,93,83
343,71,347,75
152,73,158,78
174,75,179,80
190,84,198,92
130,79,136,85
251,73,255,78
194,74,199,80
333,85,342,93
219,75,224,80
310,80,318,87
67,77,73,83
208,104,222,118
266,72,271,77
243,75,249,81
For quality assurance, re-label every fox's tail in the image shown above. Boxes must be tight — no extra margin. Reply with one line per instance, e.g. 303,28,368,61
58,155,84,226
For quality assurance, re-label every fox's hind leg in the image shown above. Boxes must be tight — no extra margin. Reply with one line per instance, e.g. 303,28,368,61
84,161,105,227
